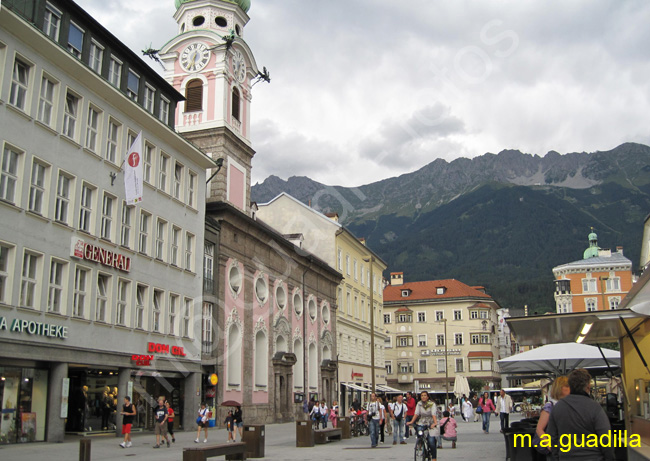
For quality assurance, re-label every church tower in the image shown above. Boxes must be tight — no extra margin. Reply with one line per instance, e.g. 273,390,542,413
160,0,258,213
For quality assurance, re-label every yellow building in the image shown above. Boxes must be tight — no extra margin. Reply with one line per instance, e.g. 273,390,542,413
383,272,502,400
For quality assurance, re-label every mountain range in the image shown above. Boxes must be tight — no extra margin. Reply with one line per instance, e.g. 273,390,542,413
251,142,650,313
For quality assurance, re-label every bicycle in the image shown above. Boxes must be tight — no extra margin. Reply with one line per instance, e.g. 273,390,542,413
350,414,369,437
413,424,435,461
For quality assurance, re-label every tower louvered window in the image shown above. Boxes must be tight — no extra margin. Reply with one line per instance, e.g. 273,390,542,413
185,79,203,112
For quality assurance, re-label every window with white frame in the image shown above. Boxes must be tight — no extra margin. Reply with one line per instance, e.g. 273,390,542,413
169,294,178,335
1,146,20,204
158,152,169,191
143,143,153,183
437,358,446,373
203,242,214,292
155,219,166,260
360,265,365,286
89,40,103,73
120,202,131,247
109,56,122,87
100,194,114,240
139,211,150,254
38,75,56,126
173,162,183,199
455,358,464,372
188,172,197,207
582,278,597,293
73,266,88,317
185,232,194,271
116,279,128,326
470,310,478,319
482,359,492,371
418,334,427,347
609,297,620,310
436,334,445,346
397,313,412,323
384,335,392,348
435,310,444,321
54,172,71,224
126,70,139,100
47,259,65,313
385,361,393,375
606,277,621,292
20,252,39,308
159,97,170,123
28,160,47,214
337,249,342,270
469,359,481,372
398,336,413,347
453,310,462,320
454,333,463,345
183,298,192,337
96,273,109,322
345,255,350,275
63,91,80,139
85,106,100,152
481,334,490,344
202,302,213,352
354,296,359,318
0,245,10,304
43,3,61,41
471,333,480,344
144,84,155,113
419,359,428,373
105,119,120,163
586,298,597,311
10,58,30,111
417,311,426,322
67,22,84,58
480,310,488,319
78,184,93,233
399,363,413,374
346,292,351,315
135,284,146,329
152,289,163,332
383,313,391,324
170,226,180,266
353,259,357,280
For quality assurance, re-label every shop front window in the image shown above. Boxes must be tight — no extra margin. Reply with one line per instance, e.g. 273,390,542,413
0,367,49,444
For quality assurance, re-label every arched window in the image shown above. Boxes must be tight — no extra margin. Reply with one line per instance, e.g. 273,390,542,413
227,324,241,387
185,79,202,112
308,342,318,390
254,331,268,388
294,338,304,390
232,87,240,121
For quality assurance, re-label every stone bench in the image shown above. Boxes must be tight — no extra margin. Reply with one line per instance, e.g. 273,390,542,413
314,427,343,444
182,442,247,461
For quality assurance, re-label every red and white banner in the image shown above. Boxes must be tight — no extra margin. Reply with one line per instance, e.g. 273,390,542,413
124,131,143,205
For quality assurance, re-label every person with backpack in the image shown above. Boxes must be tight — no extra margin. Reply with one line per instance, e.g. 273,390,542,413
390,394,407,445
438,410,458,448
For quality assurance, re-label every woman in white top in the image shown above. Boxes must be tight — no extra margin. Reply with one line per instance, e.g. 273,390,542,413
320,401,329,428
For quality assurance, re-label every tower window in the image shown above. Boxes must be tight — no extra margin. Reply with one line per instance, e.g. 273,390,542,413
215,16,228,28
232,87,241,121
193,16,205,27
235,24,241,36
185,79,203,112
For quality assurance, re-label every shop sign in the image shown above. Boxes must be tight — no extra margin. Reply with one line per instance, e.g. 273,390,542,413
0,316,68,339
429,349,461,356
351,370,363,380
131,355,154,366
147,342,186,357
71,237,131,272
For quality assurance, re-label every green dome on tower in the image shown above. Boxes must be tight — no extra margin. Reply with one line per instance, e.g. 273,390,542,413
175,0,251,13
583,228,600,259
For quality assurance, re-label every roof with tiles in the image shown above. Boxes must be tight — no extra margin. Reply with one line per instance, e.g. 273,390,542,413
384,279,492,303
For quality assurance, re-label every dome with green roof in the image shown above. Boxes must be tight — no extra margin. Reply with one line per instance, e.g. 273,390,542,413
583,229,600,259
175,0,250,13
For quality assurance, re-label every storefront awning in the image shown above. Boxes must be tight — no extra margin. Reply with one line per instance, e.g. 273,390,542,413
468,351,493,358
376,384,404,394
341,382,371,392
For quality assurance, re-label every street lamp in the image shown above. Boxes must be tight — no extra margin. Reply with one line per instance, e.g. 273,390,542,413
363,256,375,393
442,318,449,408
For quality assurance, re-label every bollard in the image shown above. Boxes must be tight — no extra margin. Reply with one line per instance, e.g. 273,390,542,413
79,438,91,461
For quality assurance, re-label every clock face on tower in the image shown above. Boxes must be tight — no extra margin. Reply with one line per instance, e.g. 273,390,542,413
180,42,211,72
232,49,247,83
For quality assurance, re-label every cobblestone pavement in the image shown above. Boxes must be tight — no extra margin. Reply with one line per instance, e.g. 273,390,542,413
0,414,510,460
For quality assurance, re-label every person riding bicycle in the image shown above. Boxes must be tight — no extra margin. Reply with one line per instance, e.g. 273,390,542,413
407,391,438,461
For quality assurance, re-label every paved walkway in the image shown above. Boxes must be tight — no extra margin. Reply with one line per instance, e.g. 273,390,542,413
0,414,511,460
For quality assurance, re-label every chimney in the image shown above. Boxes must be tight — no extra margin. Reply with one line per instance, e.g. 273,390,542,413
390,272,404,286
616,246,624,255
325,212,339,223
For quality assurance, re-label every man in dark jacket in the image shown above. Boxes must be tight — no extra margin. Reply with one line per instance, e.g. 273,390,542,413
546,368,615,460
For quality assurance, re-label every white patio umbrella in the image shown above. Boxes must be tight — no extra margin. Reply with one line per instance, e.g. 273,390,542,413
497,343,620,376
453,375,471,399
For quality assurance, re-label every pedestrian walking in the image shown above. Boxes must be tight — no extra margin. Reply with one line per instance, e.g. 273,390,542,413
320,400,329,428
153,396,171,448
367,393,384,448
462,397,474,422
165,400,175,443
119,396,136,448
378,395,386,444
195,402,209,443
390,393,407,445
478,392,495,434
309,400,321,429
330,401,339,428
471,393,480,422
224,410,235,443
233,405,243,441
405,391,416,438
495,389,513,432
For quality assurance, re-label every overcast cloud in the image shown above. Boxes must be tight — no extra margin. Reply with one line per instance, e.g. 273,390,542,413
78,0,650,186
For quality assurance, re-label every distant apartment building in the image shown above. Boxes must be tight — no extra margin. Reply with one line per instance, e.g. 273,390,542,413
552,230,633,313
383,272,502,397
256,193,390,409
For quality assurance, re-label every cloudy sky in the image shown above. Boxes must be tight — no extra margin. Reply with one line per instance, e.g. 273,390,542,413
78,0,650,186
